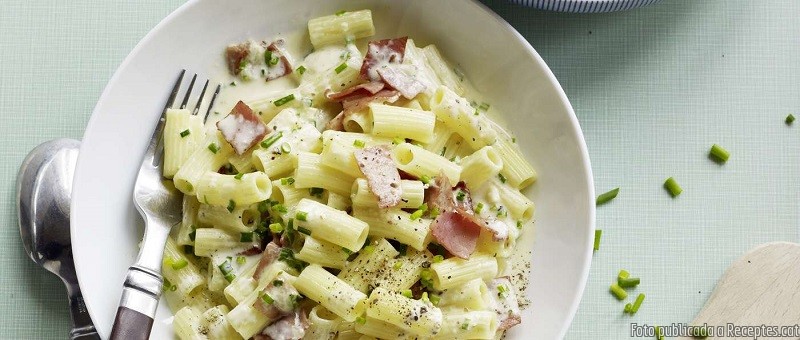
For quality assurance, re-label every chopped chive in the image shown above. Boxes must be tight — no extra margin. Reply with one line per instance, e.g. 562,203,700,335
269,223,284,233
207,143,219,154
420,292,430,302
630,293,645,314
273,204,288,213
401,289,413,298
623,303,632,313
240,232,254,243
610,283,627,300
179,129,190,138
362,245,375,254
664,177,682,197
787,114,795,125
516,220,523,230
334,63,348,74
296,66,306,75
497,284,508,298
618,269,630,280
429,293,440,306
264,51,273,65
475,202,484,214
429,207,440,218
234,172,244,180
393,261,403,270
512,137,516,143
478,102,490,111
218,260,236,282
289,294,302,307
309,187,324,197
618,277,640,288
498,173,507,183
296,211,308,221
392,137,404,145
432,255,444,263
273,279,284,287
596,188,619,205
297,226,311,235
229,81,237,87
353,139,365,148
461,321,470,330
273,94,295,107
281,177,295,185
227,200,236,212
455,190,466,201
419,175,431,185
280,143,292,154
261,293,274,304
236,256,246,265
342,247,353,255
410,209,424,220
260,131,284,149
258,200,271,213
268,54,279,66
355,316,366,325
709,144,730,162
335,9,347,16
593,230,602,251
171,258,188,270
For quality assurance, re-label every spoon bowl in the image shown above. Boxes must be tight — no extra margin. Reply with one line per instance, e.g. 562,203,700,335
16,138,98,340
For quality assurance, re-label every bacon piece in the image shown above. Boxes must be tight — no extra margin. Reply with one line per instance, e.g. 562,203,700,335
427,175,509,241
326,81,385,101
217,101,270,155
238,246,262,256
354,146,402,208
489,277,522,331
431,211,481,259
253,243,281,281
341,89,399,115
225,42,249,75
360,37,408,81
264,40,293,81
323,89,400,132
258,311,308,340
377,66,426,100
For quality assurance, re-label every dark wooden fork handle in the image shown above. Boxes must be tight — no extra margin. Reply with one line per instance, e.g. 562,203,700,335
110,266,162,340
111,307,154,340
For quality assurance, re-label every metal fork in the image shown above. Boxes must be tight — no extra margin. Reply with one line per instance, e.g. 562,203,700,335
110,70,220,340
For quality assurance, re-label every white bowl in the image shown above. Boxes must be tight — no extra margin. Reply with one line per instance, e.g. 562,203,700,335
71,0,595,338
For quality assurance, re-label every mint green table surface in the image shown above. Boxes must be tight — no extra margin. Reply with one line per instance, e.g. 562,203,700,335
2,0,799,338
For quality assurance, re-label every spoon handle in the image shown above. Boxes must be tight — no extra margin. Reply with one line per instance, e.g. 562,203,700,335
67,291,99,339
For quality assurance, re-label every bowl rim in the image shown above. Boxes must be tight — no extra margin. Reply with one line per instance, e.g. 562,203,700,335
72,0,595,338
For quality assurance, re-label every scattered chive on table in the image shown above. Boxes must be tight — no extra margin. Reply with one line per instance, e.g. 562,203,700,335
2,0,800,338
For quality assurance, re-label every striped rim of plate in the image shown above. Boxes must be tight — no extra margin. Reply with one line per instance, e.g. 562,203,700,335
509,0,661,13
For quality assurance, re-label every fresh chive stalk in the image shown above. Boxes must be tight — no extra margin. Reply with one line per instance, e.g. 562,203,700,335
664,177,682,197
596,188,619,205
709,144,730,162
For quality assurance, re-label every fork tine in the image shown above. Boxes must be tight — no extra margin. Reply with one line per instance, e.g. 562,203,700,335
203,84,222,123
192,80,210,115
163,70,186,113
180,74,197,109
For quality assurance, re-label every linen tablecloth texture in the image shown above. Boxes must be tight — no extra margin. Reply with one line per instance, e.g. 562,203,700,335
2,0,798,338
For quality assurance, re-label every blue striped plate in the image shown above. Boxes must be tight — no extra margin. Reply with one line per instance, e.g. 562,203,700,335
510,0,661,13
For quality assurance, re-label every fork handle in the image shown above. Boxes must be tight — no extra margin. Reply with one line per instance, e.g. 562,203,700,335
110,266,162,340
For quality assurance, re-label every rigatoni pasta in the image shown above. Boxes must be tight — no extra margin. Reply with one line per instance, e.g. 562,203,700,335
161,8,536,340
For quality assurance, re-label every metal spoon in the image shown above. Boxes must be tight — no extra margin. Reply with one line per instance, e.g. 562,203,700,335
17,139,99,340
